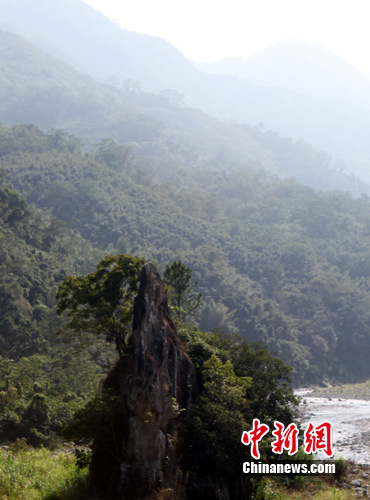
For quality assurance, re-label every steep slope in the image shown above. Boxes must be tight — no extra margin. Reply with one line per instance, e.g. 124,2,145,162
0,164,106,446
0,29,166,146
0,0,195,93
0,29,366,195
3,1,370,179
3,124,370,385
0,169,83,358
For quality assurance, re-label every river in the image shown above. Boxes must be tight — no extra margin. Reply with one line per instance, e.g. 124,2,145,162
296,389,370,464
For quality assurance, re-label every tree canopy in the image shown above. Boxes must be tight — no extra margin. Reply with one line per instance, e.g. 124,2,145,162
56,254,144,355
163,260,202,321
3,123,370,384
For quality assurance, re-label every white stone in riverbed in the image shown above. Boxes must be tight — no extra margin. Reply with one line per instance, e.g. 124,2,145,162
295,389,370,464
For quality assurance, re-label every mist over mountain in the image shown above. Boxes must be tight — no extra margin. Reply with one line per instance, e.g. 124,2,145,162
2,0,370,182
196,41,370,181
2,28,369,196
0,18,369,385
0,0,196,92
3,2,370,495
198,40,370,107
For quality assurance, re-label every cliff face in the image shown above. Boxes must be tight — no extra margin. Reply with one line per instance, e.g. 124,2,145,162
91,263,197,499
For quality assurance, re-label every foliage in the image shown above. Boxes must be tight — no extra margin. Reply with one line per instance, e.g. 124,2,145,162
230,341,298,425
333,457,348,481
58,315,297,500
0,169,108,447
57,254,144,355
0,28,368,498
186,354,250,479
0,446,89,499
63,389,128,495
181,327,297,496
5,121,370,383
0,349,103,447
163,260,202,321
1,26,366,497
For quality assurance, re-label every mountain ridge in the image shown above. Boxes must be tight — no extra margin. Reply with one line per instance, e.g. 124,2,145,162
3,1,370,180
1,27,366,195
198,39,370,107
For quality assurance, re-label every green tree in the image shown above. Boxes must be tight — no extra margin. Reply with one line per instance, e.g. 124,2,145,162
163,260,202,321
56,254,144,356
93,138,134,171
230,341,298,425
186,355,251,494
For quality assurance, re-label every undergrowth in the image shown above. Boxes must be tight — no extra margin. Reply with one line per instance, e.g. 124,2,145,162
0,442,89,499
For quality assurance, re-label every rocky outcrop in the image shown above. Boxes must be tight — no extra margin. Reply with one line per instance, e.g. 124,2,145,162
90,263,197,499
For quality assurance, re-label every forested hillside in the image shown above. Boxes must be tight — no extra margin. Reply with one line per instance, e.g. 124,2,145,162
0,164,112,447
1,2,369,497
0,29,367,196
0,0,369,407
3,0,370,182
2,124,370,385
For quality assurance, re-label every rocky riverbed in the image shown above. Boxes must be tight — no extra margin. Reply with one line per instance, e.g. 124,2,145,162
296,388,370,465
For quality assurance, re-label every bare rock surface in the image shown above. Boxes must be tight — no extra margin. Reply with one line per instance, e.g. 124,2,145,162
91,263,197,499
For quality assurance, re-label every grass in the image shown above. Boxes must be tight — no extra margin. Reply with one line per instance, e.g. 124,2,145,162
261,479,355,499
0,444,89,499
0,440,359,500
258,458,365,499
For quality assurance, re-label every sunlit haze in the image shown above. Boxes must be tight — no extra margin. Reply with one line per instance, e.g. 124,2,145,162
83,0,370,73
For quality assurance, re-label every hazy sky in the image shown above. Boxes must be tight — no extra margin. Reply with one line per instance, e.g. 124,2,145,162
83,0,370,73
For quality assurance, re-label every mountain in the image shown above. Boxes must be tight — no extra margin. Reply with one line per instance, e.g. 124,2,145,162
196,41,370,182
0,29,148,144
2,0,370,181
0,0,197,93
1,7,370,384
4,3,370,486
1,28,365,195
198,40,370,108
4,123,370,385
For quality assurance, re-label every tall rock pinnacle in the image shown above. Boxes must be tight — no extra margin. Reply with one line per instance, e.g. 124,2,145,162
90,263,197,499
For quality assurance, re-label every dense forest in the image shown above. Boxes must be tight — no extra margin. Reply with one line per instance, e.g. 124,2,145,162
0,165,114,446
0,163,300,497
1,5,370,496
1,124,370,386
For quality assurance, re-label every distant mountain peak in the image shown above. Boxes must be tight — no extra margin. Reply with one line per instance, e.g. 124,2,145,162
246,39,363,74
198,39,370,103
203,39,363,77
